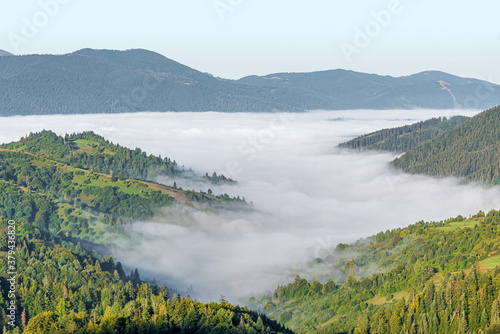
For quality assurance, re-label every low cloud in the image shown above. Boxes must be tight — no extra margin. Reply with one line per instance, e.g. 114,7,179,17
1,109,499,302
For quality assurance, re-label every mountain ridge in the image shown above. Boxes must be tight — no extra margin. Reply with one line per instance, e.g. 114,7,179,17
234,69,500,109
0,49,13,57
1,48,500,116
392,105,500,184
338,115,471,152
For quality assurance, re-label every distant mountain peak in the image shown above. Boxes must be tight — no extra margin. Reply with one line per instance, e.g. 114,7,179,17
0,49,14,57
70,48,164,57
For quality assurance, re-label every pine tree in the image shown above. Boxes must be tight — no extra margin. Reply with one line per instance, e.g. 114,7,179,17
21,308,27,331
492,299,500,324
458,310,468,334
238,315,246,333
481,308,489,330
95,260,102,272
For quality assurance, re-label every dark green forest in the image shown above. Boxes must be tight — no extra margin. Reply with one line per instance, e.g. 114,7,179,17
338,116,469,152
392,106,500,184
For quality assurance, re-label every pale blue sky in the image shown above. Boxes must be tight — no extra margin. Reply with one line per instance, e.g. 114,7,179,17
1,0,499,82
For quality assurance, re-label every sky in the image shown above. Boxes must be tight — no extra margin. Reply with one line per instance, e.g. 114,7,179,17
2,109,500,302
0,0,499,83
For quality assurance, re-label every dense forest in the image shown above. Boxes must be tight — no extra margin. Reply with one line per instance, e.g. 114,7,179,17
250,210,500,333
392,106,500,184
338,116,469,152
5,112,500,332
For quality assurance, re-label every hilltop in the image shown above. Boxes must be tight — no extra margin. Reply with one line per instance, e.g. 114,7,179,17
392,106,500,184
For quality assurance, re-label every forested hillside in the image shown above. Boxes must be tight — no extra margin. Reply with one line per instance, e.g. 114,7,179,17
0,49,13,57
251,211,500,334
1,130,234,186
2,130,179,180
392,106,500,184
338,116,469,152
0,201,289,333
0,133,289,333
0,131,245,246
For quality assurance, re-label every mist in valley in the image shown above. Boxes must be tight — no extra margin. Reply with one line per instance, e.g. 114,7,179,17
2,109,500,302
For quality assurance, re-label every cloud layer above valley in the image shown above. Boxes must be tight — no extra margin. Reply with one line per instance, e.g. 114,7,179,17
2,109,499,302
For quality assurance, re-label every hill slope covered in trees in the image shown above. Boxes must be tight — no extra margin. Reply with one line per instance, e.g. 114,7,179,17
0,184,289,333
250,210,500,333
338,116,470,152
0,132,288,333
392,106,500,184
0,131,245,246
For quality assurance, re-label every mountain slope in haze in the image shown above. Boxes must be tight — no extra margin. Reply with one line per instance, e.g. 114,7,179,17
338,115,470,152
2,49,500,116
0,49,13,57
0,48,334,116
0,234,291,333
250,210,500,333
236,70,500,110
392,106,500,184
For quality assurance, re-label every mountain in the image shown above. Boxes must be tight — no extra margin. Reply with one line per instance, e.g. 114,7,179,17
0,49,13,57
392,106,500,184
338,115,470,152
1,49,500,116
235,70,500,110
0,48,334,116
249,210,500,333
